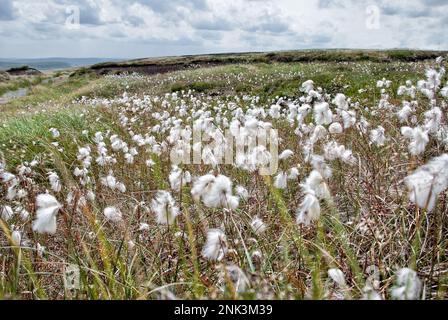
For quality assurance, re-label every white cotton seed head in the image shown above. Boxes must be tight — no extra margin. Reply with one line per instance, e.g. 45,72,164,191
303,169,331,200
17,207,30,221
424,107,442,134
11,230,21,246
370,126,387,146
329,122,343,134
288,167,300,180
191,174,216,202
235,185,249,201
48,172,62,193
124,153,134,164
151,191,180,226
117,182,126,193
333,93,348,110
73,167,85,177
193,174,239,210
104,206,123,223
391,268,422,300
310,155,332,179
274,171,288,189
397,105,413,123
1,205,14,221
269,104,281,119
441,85,448,97
250,216,267,234
313,102,333,126
296,190,321,225
32,194,61,235
341,110,356,129
220,264,250,293
404,154,448,212
202,229,227,261
146,159,155,167
36,243,45,257
86,190,96,202
328,268,346,287
362,285,382,300
139,223,150,231
169,166,191,192
301,80,314,93
279,149,294,161
310,125,328,144
406,169,437,211
401,126,429,156
102,174,117,189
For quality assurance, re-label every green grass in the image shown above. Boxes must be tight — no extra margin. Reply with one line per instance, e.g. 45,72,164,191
0,75,45,96
0,108,112,169
0,75,104,119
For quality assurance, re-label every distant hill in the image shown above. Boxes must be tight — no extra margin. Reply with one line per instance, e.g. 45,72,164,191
0,58,119,71
87,49,448,76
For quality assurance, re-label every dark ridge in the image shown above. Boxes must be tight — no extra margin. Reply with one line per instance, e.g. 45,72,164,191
84,49,448,77
6,65,42,76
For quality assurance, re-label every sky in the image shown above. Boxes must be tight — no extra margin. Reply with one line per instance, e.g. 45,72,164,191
0,0,447,59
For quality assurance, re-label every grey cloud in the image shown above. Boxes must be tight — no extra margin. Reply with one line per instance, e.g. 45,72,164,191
381,4,432,18
22,21,66,40
0,0,15,21
420,0,448,6
245,20,290,33
123,15,146,27
192,18,233,31
239,33,265,48
425,31,448,48
318,0,354,9
241,9,291,34
79,8,102,25
318,0,446,15
312,34,333,44
443,15,448,26
136,0,208,13
317,0,442,19
137,37,202,47
197,30,223,41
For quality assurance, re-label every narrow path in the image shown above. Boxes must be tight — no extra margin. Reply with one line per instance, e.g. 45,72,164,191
0,87,28,105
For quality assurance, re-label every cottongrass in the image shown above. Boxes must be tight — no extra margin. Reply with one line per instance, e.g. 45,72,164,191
250,216,267,234
328,268,346,287
401,126,429,156
32,194,61,235
151,190,180,226
1,205,14,222
104,206,123,223
191,174,239,210
296,190,321,226
405,154,448,212
390,268,422,300
202,229,228,261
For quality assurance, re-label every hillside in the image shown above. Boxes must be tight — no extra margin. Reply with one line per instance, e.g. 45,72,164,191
88,49,447,75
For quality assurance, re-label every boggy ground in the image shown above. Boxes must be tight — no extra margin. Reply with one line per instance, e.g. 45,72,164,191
0,52,447,300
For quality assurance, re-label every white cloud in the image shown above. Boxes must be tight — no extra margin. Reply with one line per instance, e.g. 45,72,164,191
0,0,446,58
